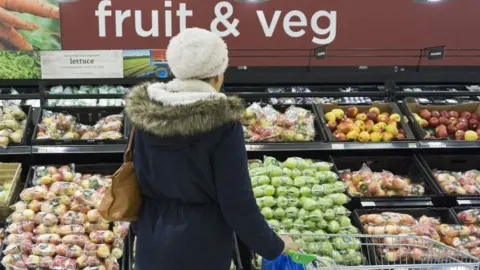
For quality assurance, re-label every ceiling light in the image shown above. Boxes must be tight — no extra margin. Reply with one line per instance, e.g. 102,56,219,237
414,0,452,3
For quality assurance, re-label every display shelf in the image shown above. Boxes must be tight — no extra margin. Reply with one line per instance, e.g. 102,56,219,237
31,144,127,154
0,146,31,155
418,140,480,149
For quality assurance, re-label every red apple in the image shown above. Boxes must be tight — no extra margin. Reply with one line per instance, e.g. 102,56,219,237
436,125,447,134
346,107,358,118
366,112,377,121
397,134,405,140
431,110,440,118
440,110,450,118
472,114,478,120
437,129,449,138
449,111,459,118
456,122,468,131
439,116,449,125
455,130,465,140
447,124,457,135
460,111,472,120
458,117,468,124
327,120,337,131
335,132,347,141
419,109,431,120
448,117,458,126
477,128,480,137
337,123,350,134
428,117,439,127
469,118,479,130
398,128,406,135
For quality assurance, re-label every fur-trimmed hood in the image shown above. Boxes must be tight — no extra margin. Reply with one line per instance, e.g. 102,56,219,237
125,79,244,137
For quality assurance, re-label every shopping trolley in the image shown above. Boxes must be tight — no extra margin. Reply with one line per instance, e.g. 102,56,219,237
257,233,480,270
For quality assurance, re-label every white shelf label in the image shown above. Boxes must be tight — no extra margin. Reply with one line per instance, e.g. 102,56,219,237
331,143,344,150
458,200,472,205
427,141,446,148
361,201,376,207
408,143,417,148
41,50,123,79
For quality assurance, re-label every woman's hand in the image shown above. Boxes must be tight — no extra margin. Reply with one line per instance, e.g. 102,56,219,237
280,235,299,253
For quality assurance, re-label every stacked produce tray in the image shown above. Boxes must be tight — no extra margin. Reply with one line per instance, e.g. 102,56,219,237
331,154,440,208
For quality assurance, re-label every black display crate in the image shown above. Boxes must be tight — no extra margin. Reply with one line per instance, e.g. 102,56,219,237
330,154,441,208
419,154,480,206
31,107,128,146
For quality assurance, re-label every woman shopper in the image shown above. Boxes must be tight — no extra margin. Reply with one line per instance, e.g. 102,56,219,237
125,28,297,270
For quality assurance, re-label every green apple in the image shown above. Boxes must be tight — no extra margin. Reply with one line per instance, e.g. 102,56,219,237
305,220,316,230
285,206,299,218
300,186,312,197
264,156,280,167
313,229,328,241
338,216,352,227
297,159,309,170
271,176,292,187
261,207,274,219
317,197,333,211
302,169,316,177
329,193,350,205
255,199,262,208
325,171,338,183
281,167,292,177
287,197,300,207
309,209,324,222
315,171,326,183
277,196,289,208
289,228,301,234
298,209,309,220
302,198,318,211
276,186,288,197
282,218,294,229
323,209,335,221
312,184,324,196
290,169,302,178
330,250,344,264
263,185,276,196
252,187,264,198
333,181,347,193
293,219,305,229
302,231,315,242
319,241,334,255
332,237,348,250
267,219,280,229
346,225,359,234
317,219,328,230
333,206,350,216
251,175,270,187
273,208,286,219
306,176,319,185
250,167,267,177
262,196,276,208
267,166,282,177
287,187,300,198
327,220,341,233
293,176,308,187
248,159,262,169
305,243,319,254
283,157,299,169
314,162,333,171
347,238,361,251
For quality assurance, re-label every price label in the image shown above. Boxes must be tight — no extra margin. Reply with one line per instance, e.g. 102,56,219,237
458,200,472,205
361,201,376,207
427,142,446,148
331,143,344,150
408,143,417,148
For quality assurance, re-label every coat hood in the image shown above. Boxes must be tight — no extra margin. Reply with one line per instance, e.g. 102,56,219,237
125,79,244,137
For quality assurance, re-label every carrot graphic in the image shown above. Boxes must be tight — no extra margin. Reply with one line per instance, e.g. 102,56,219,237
0,0,59,19
0,7,38,30
0,22,32,50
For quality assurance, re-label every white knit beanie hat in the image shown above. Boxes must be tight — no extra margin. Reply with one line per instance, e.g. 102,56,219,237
166,28,229,80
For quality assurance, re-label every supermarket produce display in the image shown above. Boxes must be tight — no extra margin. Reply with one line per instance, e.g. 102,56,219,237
1,75,480,270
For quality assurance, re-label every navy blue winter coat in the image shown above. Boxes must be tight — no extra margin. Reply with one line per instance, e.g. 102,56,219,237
125,79,284,270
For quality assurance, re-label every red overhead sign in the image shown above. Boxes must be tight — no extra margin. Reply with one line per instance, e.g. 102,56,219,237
59,0,480,66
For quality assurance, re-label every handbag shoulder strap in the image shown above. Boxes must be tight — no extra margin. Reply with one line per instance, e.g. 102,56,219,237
125,128,135,162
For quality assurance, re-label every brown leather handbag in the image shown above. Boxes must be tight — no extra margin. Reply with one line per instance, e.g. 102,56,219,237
98,128,142,222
